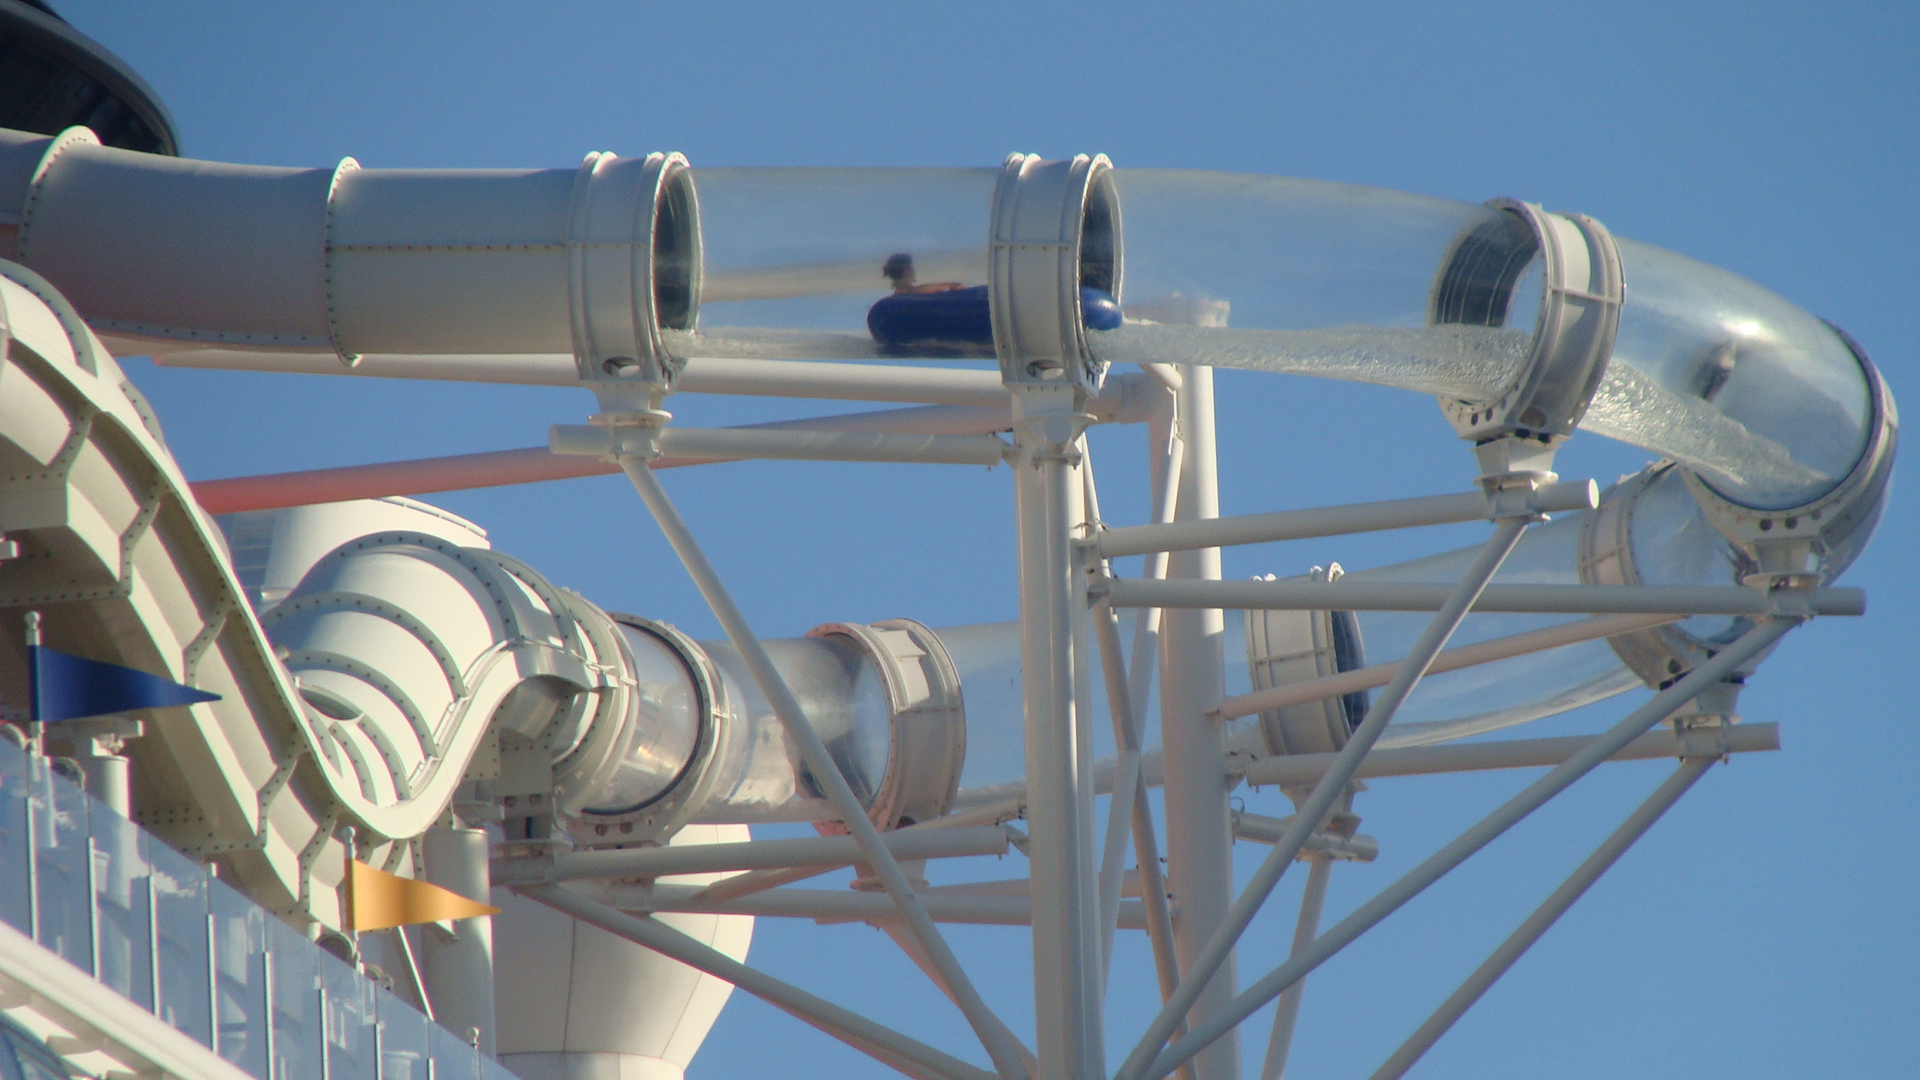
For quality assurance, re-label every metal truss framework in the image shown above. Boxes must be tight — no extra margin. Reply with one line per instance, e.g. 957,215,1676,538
503,357,1825,1080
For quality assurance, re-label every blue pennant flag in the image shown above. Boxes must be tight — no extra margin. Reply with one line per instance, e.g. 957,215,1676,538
29,645,222,724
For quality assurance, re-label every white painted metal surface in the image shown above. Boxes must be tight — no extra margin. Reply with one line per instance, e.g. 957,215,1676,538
495,825,754,1080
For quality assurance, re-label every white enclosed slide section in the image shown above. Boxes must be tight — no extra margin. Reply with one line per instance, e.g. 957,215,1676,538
256,522,643,831
220,502,979,835
220,495,491,609
0,129,701,371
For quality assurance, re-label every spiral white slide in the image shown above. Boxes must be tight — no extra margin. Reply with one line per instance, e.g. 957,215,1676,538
0,260,370,923
0,259,693,936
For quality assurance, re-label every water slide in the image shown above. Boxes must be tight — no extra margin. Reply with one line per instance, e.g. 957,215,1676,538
0,119,1895,839
0,126,1895,1076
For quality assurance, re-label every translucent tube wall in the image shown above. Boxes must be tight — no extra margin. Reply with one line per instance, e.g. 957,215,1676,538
1097,170,1881,514
643,165,1883,522
673,168,1001,362
564,626,898,826
576,625,706,815
1092,170,1526,395
1336,509,1666,748
688,635,893,824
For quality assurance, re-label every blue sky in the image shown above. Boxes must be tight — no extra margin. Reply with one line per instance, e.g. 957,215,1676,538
50,2,1920,1078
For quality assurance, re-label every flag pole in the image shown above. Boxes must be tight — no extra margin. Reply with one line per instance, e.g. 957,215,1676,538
23,611,43,756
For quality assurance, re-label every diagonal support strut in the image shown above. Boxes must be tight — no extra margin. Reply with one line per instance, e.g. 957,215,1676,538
1115,514,1532,1080
1136,616,1798,1080
1366,753,1717,1080
519,886,997,1080
616,457,1033,1080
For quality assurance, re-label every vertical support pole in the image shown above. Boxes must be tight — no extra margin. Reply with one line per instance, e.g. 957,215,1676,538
147,866,162,1012
87,834,101,978
1128,391,1180,727
420,825,496,1055
24,798,36,940
371,1003,384,1080
318,986,332,1080
1090,599,1143,971
1125,392,1191,1080
1156,364,1240,1080
1013,391,1104,1080
1070,447,1101,1012
1082,436,1178,1008
990,149,1119,1079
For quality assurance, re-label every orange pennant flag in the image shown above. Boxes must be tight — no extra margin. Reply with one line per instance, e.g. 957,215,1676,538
348,859,501,932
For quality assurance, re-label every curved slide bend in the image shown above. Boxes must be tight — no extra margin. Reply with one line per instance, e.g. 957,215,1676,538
0,261,648,930
0,275,754,1074
0,131,1881,568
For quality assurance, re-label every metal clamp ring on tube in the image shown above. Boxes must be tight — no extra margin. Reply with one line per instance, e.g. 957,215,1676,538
807,619,967,830
1678,334,1897,577
544,595,648,816
562,613,734,846
989,152,1121,391
1576,465,1782,687
1242,565,1368,760
1433,199,1624,444
566,151,702,406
